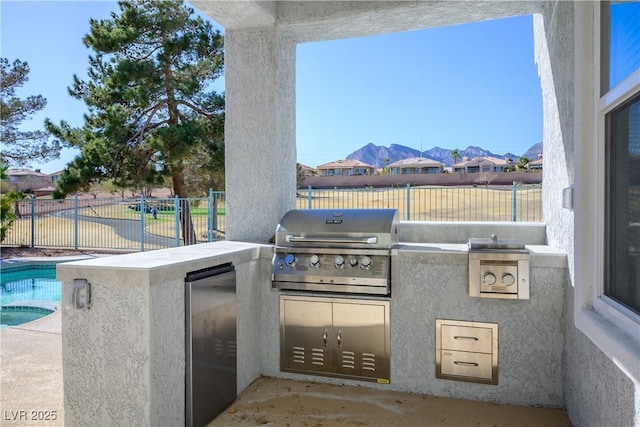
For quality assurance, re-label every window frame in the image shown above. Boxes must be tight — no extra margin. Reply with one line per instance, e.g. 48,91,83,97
594,2,640,334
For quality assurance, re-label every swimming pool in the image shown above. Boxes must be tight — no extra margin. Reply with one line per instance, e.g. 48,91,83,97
1,264,61,328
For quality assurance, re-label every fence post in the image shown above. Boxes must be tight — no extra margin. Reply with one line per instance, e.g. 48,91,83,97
208,188,214,242
308,185,312,210
174,195,180,247
30,196,35,248
213,193,219,240
406,183,411,221
74,195,79,249
511,181,517,222
140,195,145,251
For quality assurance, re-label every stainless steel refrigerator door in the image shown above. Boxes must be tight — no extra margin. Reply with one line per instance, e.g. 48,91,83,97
185,263,236,427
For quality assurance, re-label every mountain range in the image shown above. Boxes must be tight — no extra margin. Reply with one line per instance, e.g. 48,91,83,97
345,142,543,168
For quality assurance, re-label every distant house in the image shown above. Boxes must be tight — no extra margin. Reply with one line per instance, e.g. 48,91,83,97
388,157,444,175
452,156,515,174
316,159,375,177
49,170,64,183
527,154,543,171
5,169,63,194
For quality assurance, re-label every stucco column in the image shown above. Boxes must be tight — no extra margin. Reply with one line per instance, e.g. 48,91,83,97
224,27,296,242
534,3,575,267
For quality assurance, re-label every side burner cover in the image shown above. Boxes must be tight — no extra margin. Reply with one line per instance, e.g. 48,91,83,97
468,235,525,251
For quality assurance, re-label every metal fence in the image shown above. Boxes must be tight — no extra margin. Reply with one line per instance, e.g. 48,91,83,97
296,182,542,222
4,190,226,251
3,183,541,251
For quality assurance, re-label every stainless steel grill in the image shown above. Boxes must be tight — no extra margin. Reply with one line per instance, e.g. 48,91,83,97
271,209,399,295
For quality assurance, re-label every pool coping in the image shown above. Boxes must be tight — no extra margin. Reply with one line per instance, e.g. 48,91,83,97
1,300,59,311
0,254,108,268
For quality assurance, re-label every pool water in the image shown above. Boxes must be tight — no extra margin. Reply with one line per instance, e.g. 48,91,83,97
1,264,61,328
1,307,55,327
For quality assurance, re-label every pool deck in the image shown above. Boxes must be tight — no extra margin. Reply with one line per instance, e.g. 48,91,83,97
0,309,64,426
0,254,99,426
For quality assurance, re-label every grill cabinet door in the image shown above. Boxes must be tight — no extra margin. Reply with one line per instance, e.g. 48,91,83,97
332,301,389,381
281,298,333,374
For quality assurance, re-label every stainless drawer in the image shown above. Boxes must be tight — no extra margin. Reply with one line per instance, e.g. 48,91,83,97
440,350,494,381
441,324,493,353
436,319,498,385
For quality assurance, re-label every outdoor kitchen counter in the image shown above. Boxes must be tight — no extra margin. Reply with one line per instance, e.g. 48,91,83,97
57,241,272,427
394,242,568,268
57,240,267,276
57,239,570,426
387,242,569,408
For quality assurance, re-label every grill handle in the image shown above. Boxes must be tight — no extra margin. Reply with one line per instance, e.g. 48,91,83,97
286,235,378,245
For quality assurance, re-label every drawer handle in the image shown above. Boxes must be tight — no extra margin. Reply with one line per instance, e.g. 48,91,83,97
453,336,479,341
454,361,479,367
323,329,328,347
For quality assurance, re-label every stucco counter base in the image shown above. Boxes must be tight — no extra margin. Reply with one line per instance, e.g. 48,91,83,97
57,241,270,427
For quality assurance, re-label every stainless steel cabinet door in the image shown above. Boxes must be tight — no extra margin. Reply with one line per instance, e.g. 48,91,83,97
281,298,334,374
332,301,389,381
280,296,390,383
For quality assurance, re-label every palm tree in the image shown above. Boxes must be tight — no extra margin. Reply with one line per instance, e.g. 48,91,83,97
517,157,530,170
451,149,460,164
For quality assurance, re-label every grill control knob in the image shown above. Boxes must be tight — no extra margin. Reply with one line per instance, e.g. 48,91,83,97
309,254,320,268
483,272,496,285
502,273,515,286
359,256,372,270
334,255,345,269
285,254,296,267
349,257,358,267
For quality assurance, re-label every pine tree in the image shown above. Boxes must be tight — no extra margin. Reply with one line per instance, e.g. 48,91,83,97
46,0,224,245
0,58,59,166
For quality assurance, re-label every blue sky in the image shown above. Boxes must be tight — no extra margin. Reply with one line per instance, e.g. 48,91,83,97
1,1,542,174
297,15,542,166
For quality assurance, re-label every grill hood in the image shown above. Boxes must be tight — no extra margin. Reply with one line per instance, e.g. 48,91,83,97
275,209,399,249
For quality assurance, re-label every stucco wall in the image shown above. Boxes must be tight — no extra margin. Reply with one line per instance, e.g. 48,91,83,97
563,285,639,427
389,249,567,407
60,268,172,425
224,27,296,242
535,3,575,277
538,2,640,425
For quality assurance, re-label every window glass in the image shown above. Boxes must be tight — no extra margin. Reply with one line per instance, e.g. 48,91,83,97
606,2,640,91
605,93,640,314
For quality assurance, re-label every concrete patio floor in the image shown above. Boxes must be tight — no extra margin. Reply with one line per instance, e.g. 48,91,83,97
0,309,64,426
1,309,572,427
209,376,572,427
